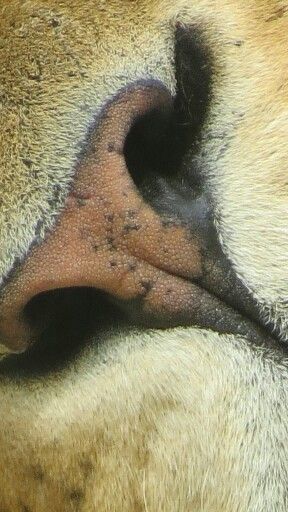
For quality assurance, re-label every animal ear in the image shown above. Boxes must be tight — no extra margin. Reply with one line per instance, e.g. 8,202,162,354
0,83,265,354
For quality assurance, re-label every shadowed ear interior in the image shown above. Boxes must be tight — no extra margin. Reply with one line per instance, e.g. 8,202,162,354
124,24,212,208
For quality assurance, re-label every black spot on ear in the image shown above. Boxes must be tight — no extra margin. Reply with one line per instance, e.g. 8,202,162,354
105,213,115,223
107,142,116,152
128,262,137,272
122,223,141,234
50,17,61,28
161,218,175,228
76,198,87,207
107,236,117,250
140,279,153,296
20,505,31,512
31,464,45,482
22,158,33,168
69,489,84,502
79,458,94,479
174,23,212,143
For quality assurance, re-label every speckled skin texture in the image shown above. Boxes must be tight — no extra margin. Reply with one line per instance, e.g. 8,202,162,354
0,1,287,511
0,86,204,350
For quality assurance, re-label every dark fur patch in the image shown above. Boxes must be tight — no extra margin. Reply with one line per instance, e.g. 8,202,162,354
20,505,31,512
30,464,45,482
266,6,288,22
69,489,84,502
124,24,212,215
79,458,94,479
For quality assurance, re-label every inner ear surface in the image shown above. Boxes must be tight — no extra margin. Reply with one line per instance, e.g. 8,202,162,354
124,24,213,213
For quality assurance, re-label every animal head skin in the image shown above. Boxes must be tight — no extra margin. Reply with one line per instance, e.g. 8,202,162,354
0,1,287,511
1,0,287,338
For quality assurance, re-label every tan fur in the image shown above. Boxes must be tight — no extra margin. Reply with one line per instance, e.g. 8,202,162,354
0,0,287,510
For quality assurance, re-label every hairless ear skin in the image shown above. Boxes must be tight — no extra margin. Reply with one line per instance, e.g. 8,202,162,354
0,84,272,353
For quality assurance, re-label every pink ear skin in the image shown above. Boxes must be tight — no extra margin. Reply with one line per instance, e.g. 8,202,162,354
0,84,269,353
0,85,204,353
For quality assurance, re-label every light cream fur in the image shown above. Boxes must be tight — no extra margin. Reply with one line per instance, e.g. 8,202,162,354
0,0,287,510
1,329,288,511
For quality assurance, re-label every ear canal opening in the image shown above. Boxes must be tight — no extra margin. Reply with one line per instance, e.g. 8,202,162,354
0,288,127,376
123,102,188,196
124,24,212,206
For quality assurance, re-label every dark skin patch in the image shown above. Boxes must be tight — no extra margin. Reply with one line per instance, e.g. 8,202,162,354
22,158,33,168
107,142,116,152
140,279,153,296
76,198,87,207
161,218,175,228
128,262,137,272
20,505,31,512
79,459,94,479
50,17,61,28
79,227,91,241
231,39,244,46
69,489,84,502
126,209,137,219
131,498,146,512
106,236,117,250
104,213,114,223
122,223,141,234
30,464,45,482
27,59,43,82
34,220,44,238
107,142,122,154
266,6,288,22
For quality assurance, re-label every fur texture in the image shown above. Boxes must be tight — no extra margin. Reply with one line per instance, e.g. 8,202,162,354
0,0,287,510
0,329,288,511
